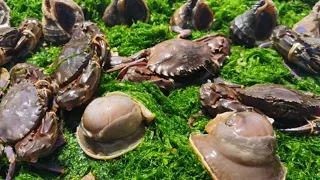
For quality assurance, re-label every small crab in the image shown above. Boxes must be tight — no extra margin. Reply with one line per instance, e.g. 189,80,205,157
108,34,231,91
230,0,279,47
0,18,43,66
293,1,320,37
103,0,149,27
169,0,214,38
42,0,85,45
0,63,64,180
76,91,155,160
51,21,110,111
199,81,320,134
267,25,320,74
190,111,286,180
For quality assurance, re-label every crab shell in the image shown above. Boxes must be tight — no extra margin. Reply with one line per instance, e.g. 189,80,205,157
103,0,150,27
42,0,85,44
230,0,279,47
235,84,320,128
190,111,286,180
147,35,231,79
76,91,155,160
293,1,320,37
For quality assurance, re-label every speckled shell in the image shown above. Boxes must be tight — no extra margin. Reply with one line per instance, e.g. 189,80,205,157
190,111,286,180
147,38,214,77
0,81,45,143
236,84,320,128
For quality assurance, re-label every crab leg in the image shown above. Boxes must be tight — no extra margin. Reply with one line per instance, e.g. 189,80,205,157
15,111,58,162
169,26,192,39
31,162,66,174
4,146,17,180
110,49,150,66
280,119,320,134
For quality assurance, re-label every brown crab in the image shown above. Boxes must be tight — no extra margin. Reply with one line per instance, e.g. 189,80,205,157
51,21,110,111
76,91,155,160
103,0,149,27
190,111,286,180
293,1,320,37
268,25,320,74
108,34,231,91
0,63,64,180
199,81,320,134
42,0,85,45
0,18,43,66
230,0,279,47
169,0,214,38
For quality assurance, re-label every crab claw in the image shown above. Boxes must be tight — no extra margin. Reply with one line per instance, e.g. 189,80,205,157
14,18,43,57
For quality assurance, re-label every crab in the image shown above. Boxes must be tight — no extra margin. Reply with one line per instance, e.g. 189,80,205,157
293,1,320,37
199,81,320,134
169,0,214,38
0,63,64,180
76,91,155,160
265,25,320,75
42,0,85,45
190,111,286,180
103,0,149,27
107,34,231,91
51,21,110,111
0,18,43,66
230,0,279,47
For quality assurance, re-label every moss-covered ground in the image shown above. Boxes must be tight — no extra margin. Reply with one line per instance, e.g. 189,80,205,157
2,0,320,179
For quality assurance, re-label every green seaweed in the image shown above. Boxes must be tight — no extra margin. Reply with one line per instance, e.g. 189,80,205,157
1,0,320,179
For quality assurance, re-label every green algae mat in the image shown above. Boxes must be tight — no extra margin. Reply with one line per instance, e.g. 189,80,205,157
3,0,320,179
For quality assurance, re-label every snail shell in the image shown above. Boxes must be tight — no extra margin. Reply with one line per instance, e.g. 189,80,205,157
76,91,154,160
190,111,286,180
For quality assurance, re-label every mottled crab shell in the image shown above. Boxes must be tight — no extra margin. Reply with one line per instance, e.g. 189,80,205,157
147,38,218,77
76,91,155,160
190,111,286,180
0,0,10,28
0,80,46,143
235,84,320,128
42,0,85,44
230,0,279,47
